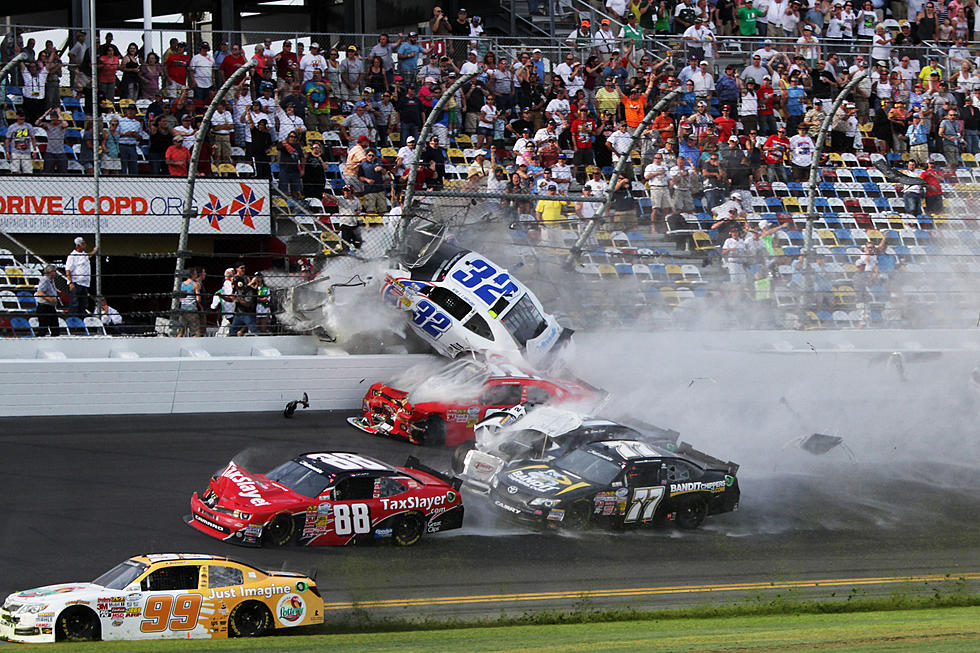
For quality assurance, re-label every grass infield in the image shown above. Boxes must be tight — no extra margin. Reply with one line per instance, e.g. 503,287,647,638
12,595,980,652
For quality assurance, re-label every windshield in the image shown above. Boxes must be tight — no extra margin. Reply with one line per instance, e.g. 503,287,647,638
499,294,546,346
266,460,331,498
93,560,149,590
554,449,623,485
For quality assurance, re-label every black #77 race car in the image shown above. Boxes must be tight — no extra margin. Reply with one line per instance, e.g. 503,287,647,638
488,438,739,531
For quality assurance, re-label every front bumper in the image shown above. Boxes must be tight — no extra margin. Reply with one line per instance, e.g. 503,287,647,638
487,488,558,527
0,609,55,643
186,494,263,546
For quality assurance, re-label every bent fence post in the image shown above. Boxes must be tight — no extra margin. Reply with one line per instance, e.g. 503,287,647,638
170,59,258,326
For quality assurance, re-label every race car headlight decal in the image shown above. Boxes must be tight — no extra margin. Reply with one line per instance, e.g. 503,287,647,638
529,498,559,508
22,604,47,614
490,476,499,489
232,510,252,520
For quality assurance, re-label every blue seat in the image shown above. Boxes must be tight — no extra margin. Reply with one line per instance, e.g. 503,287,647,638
601,166,614,176
834,229,855,246
817,310,833,326
65,128,82,140
329,178,346,191
819,182,837,196
887,152,904,164
814,197,830,213
914,229,931,242
636,197,651,214
10,317,33,338
641,286,660,302
862,182,880,197
16,291,36,310
765,197,784,209
7,86,22,95
824,215,842,228
782,246,801,256
851,168,870,182
65,316,88,335
614,264,633,276
916,214,933,229
71,110,86,123
892,244,910,256
786,230,804,246
878,254,897,271
649,264,669,282
62,97,81,110
626,231,648,247
786,182,805,195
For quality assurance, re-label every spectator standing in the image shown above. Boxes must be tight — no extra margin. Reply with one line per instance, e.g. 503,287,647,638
211,268,236,336
34,264,60,337
120,42,141,99
278,131,304,197
172,113,197,149
938,108,963,168
147,116,171,174
65,236,97,318
644,151,671,229
189,41,215,102
339,45,364,105
763,126,790,181
788,123,815,181
340,102,375,143
230,274,258,336
117,104,143,176
570,107,599,182
211,100,234,165
255,273,272,333
178,268,203,337
899,161,924,215
20,61,48,124
6,111,37,174
369,34,398,85
335,185,364,252
165,134,191,175
921,160,944,213
164,41,189,97
701,151,727,209
276,40,300,83
358,149,390,213
68,31,87,90
139,52,164,98
39,43,63,111
343,135,371,189
299,42,327,83
668,155,696,212
36,109,68,173
397,32,428,83
302,143,326,199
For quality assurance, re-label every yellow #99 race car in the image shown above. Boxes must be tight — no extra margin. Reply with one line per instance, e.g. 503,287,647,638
0,553,323,643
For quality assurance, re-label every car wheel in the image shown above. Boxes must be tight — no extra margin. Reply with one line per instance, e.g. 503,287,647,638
392,513,423,546
451,440,476,474
262,514,296,547
675,496,708,530
422,416,447,447
228,601,271,637
56,606,100,642
562,501,591,530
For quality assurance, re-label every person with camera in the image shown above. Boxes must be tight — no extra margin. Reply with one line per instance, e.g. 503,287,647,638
230,273,259,336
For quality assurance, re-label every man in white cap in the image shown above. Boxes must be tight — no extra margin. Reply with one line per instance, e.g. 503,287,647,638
299,42,326,82
64,236,98,318
212,267,237,336
395,135,416,187
466,150,493,180
459,49,481,76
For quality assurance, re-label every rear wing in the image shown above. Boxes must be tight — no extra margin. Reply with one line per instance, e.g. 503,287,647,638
620,418,681,445
404,455,463,490
675,441,739,476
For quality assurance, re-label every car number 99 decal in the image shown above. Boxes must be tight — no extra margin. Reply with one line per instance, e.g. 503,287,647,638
139,594,203,633
450,259,519,306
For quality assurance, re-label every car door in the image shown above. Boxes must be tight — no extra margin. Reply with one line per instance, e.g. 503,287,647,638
201,563,244,635
136,564,204,639
622,461,667,526
326,473,380,543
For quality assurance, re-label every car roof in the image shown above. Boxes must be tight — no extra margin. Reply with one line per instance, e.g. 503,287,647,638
294,451,398,477
585,439,677,461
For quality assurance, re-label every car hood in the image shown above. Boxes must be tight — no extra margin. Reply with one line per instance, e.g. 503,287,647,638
210,461,300,510
5,583,105,606
497,462,597,500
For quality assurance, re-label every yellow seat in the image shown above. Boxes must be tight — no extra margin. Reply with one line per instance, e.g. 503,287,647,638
585,165,599,177
595,230,612,245
306,131,323,142
319,231,342,255
32,159,44,171
118,98,135,108
380,147,397,159
692,231,715,250
217,163,237,176
5,267,29,287
834,285,856,306
388,132,400,144
783,197,802,213
5,110,16,121
455,134,472,146
60,87,74,97
597,264,617,279
331,115,344,124
272,197,289,210
665,264,684,282
828,153,844,165
448,148,466,164
866,229,884,243
817,229,838,246
362,213,385,226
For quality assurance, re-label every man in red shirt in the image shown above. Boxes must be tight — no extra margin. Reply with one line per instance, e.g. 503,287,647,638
275,40,299,83
165,134,190,176
758,76,776,135
570,107,599,183
763,125,790,182
714,104,737,142
165,42,190,98
219,43,247,85
921,161,944,214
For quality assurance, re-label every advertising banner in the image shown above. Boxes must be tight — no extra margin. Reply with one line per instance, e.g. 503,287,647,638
0,177,271,235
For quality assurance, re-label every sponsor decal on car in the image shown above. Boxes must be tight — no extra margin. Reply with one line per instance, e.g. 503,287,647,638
669,480,726,495
374,528,393,538
241,584,293,599
493,499,522,515
275,594,306,626
378,495,446,511
546,508,565,521
222,462,272,507
507,467,591,495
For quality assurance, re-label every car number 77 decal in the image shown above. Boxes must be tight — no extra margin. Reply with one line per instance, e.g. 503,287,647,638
624,486,665,523
450,259,519,306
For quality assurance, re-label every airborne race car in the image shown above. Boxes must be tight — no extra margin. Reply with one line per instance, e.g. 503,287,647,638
348,359,604,446
0,554,322,643
381,242,573,368
188,452,463,547
477,409,740,531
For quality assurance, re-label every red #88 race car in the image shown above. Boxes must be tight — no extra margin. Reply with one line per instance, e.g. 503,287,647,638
187,452,463,547
348,359,605,447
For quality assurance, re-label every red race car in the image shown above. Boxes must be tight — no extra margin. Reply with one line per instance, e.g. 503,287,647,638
347,360,604,447
187,452,463,547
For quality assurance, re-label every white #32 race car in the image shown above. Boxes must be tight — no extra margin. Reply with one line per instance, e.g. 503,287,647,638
0,554,323,643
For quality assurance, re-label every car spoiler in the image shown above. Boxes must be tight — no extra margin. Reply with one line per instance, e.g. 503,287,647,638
404,455,463,490
675,441,739,476
620,418,680,445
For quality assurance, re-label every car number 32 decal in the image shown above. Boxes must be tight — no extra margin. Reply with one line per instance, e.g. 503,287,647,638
139,594,203,632
451,259,519,306
624,486,665,523
412,299,452,338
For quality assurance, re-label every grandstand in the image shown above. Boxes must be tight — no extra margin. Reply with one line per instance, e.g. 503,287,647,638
0,5,977,336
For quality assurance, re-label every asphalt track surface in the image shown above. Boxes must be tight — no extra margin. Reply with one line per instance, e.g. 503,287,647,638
2,410,978,623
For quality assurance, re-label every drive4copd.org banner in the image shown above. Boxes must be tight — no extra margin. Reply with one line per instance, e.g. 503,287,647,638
0,177,271,235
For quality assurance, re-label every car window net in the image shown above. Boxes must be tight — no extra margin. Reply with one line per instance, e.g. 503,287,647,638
499,294,547,346
554,449,622,485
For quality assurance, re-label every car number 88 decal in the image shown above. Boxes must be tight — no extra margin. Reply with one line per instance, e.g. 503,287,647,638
450,258,519,306
412,299,452,338
624,486,665,523
333,503,371,536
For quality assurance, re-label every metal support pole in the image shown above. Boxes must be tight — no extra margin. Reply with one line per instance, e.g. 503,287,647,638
801,69,867,313
398,70,480,256
0,53,28,82
170,59,258,323
568,87,683,263
90,0,101,299
143,0,153,56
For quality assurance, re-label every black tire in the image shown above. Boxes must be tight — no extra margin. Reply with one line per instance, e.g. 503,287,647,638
562,501,591,530
283,401,297,418
675,496,708,530
56,606,100,642
392,512,424,546
262,514,296,547
451,440,476,474
228,601,271,638
422,416,447,447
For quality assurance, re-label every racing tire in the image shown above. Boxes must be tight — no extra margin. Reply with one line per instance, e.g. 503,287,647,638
451,440,476,474
262,514,296,547
228,601,271,638
392,513,424,546
675,497,708,530
55,606,101,642
562,501,591,530
422,416,447,447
